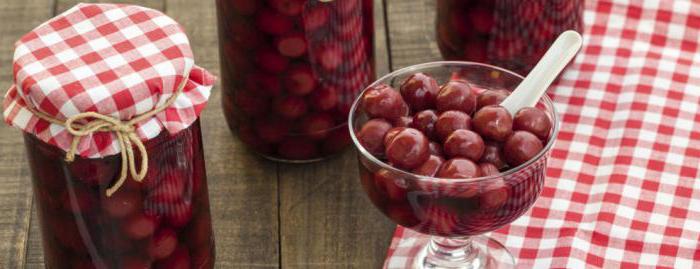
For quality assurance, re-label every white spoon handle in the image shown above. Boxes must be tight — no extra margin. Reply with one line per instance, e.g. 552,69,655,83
500,30,583,115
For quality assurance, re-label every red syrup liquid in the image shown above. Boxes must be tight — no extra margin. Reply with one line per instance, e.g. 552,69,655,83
217,0,376,161
25,120,214,269
358,154,546,237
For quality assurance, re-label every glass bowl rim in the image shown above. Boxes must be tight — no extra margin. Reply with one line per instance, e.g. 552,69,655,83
348,61,560,184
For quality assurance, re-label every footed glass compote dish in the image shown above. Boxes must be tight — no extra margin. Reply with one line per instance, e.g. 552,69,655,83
349,61,559,268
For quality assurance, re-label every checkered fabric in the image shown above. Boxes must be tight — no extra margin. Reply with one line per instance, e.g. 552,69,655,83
2,3,214,158
384,0,700,268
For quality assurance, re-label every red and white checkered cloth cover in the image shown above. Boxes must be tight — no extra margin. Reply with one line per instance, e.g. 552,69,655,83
384,0,700,268
2,3,214,158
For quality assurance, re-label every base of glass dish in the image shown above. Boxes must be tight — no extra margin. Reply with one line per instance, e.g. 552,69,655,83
413,235,515,269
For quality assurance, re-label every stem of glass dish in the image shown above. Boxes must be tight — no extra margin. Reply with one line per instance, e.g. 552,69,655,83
422,236,483,268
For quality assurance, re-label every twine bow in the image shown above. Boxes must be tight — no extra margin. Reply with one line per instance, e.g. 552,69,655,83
63,112,149,197
25,74,189,197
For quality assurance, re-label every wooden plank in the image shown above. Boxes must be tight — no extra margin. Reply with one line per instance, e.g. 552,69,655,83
0,1,55,268
374,0,391,76
386,0,442,69
278,1,395,268
165,0,281,267
278,153,395,268
24,208,43,269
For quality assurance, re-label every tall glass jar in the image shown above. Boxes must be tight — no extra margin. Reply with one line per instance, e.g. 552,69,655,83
2,3,217,268
26,121,215,268
436,0,583,74
217,0,375,162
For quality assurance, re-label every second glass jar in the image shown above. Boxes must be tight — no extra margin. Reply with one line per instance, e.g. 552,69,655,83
436,0,583,75
217,0,376,162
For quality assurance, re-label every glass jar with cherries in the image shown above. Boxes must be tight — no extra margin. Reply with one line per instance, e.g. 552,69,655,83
216,0,376,162
436,0,583,74
3,4,215,268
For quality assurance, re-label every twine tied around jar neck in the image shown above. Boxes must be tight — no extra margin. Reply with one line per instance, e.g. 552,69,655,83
24,73,189,197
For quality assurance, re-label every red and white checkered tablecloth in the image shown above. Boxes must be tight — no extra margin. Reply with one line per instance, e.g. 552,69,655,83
384,0,700,268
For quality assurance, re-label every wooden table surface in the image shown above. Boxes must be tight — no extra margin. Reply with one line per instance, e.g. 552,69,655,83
0,0,442,267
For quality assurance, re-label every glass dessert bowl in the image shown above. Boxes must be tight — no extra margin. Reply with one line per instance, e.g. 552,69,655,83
349,62,559,268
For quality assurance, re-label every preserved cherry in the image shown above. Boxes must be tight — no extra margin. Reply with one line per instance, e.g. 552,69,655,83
503,130,544,166
385,128,430,170
434,110,471,141
412,155,445,177
362,84,409,120
480,142,507,169
411,110,438,139
436,158,481,179
472,105,513,142
443,129,485,161
513,107,552,140
476,89,510,110
356,118,393,156
400,72,440,110
394,116,413,127
374,169,407,202
479,162,500,176
435,80,477,114
301,113,336,140
479,179,509,210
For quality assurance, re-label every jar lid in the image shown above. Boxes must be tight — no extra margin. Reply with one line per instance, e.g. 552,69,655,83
3,3,215,159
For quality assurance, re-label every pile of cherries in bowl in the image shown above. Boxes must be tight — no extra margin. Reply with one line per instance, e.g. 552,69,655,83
353,72,553,236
